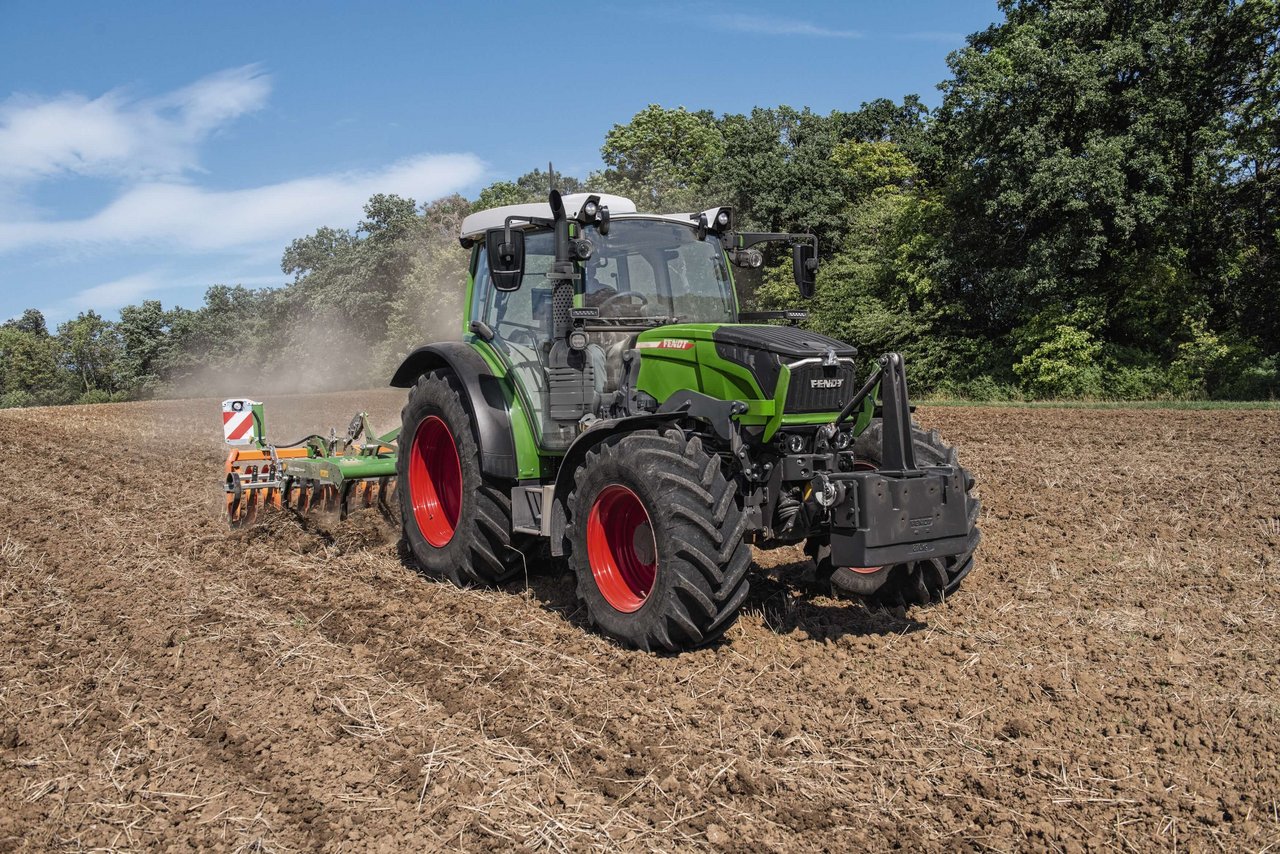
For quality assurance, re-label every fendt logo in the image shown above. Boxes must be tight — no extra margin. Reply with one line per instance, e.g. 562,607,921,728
810,377,844,389
637,339,695,351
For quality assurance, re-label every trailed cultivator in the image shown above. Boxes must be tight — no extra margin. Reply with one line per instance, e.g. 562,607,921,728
222,398,399,527
218,181,982,652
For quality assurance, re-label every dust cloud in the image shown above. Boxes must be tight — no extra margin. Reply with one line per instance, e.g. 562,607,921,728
166,288,463,403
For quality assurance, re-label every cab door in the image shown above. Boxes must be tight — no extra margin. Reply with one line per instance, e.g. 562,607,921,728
471,231,568,449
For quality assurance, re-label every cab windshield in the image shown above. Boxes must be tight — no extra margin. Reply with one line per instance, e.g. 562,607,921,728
581,218,736,323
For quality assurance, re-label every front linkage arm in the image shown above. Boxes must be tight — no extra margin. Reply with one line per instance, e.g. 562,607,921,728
825,352,919,476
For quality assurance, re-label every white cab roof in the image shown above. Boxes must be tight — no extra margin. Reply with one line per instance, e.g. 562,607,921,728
459,193,638,241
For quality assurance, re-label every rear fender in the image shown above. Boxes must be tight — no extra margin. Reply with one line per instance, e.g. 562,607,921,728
390,342,518,480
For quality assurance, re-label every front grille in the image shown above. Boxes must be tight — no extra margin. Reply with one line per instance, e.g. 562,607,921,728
786,362,858,413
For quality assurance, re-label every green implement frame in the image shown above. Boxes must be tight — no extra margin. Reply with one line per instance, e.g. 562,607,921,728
223,409,401,527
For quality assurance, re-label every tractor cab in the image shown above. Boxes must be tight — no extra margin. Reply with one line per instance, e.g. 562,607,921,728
459,192,816,450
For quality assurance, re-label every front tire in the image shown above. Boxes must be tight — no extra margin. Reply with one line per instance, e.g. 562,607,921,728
397,370,520,587
566,429,751,652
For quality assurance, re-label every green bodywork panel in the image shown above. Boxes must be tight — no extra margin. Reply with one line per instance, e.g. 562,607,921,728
465,335,551,480
283,453,397,485
461,269,475,337
462,245,559,477
633,324,875,442
467,320,874,469
635,323,765,412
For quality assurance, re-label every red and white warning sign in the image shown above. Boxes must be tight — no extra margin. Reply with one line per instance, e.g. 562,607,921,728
222,399,260,446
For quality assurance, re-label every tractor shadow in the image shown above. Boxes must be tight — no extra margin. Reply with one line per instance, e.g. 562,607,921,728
509,549,926,649
742,556,928,644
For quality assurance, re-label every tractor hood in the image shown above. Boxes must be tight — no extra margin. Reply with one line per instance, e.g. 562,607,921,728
634,323,856,360
709,324,858,361
634,323,861,416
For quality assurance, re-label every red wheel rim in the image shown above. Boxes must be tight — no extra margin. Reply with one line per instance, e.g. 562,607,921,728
848,460,882,574
408,416,462,547
586,484,657,613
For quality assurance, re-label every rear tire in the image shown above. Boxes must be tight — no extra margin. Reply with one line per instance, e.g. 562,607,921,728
566,429,751,652
398,370,520,587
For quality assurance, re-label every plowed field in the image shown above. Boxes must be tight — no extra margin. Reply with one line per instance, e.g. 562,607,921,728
1,393,1277,851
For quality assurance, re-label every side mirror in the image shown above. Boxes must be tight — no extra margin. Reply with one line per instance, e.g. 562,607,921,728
793,243,818,299
486,229,525,292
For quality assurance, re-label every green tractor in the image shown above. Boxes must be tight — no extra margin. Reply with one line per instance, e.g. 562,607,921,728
389,190,980,651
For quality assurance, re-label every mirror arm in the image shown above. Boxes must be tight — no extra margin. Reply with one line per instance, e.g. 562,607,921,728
503,215,552,247
728,231,817,251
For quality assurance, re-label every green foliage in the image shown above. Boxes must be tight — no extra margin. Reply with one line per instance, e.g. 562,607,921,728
474,169,584,210
0,390,33,409
598,105,723,211
933,0,1278,349
1168,321,1280,399
57,311,121,395
281,226,357,280
378,194,471,374
7,309,49,337
1014,322,1104,398
0,312,61,400
76,389,115,405
710,107,854,247
473,181,524,211
159,285,276,388
1218,356,1280,401
117,300,171,395
933,375,1025,403
1100,365,1170,401
829,140,918,198
1009,302,1108,397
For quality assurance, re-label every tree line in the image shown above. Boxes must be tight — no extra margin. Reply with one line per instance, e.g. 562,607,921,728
3,0,1276,406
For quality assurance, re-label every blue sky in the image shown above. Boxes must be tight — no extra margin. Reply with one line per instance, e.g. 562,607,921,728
0,1,1001,326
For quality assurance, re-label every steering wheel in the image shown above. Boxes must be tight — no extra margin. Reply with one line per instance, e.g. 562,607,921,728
598,291,649,314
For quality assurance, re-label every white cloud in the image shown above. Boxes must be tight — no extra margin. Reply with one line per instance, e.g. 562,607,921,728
0,152,485,255
57,272,165,316
0,66,489,323
77,273,160,304
716,15,861,38
0,65,270,183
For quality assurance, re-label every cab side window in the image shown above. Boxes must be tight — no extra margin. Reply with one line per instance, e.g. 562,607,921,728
480,231,556,342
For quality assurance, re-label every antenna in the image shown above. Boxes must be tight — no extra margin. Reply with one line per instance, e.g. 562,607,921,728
548,161,557,193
